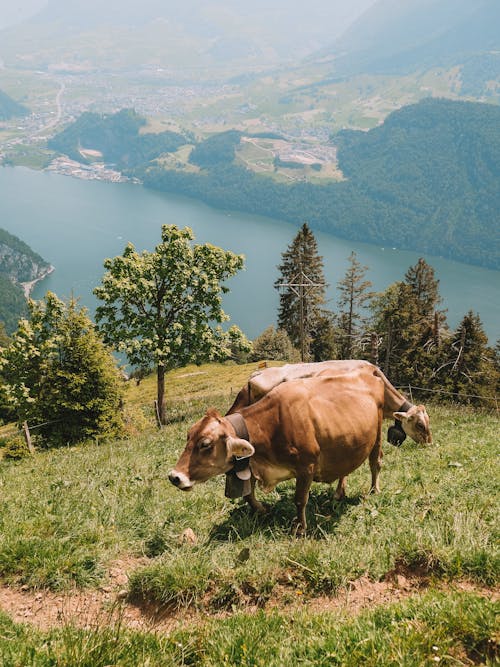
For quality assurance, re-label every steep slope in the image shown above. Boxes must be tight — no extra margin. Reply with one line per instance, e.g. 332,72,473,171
0,0,375,73
0,229,51,333
323,0,500,76
0,90,29,121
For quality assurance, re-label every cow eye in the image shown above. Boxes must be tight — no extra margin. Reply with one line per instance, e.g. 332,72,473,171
198,439,213,450
416,422,425,431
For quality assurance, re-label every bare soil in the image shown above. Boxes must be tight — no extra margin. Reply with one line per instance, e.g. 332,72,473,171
0,558,497,633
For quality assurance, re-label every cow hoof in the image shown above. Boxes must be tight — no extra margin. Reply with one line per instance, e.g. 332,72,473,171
291,519,306,538
334,491,346,501
251,502,269,515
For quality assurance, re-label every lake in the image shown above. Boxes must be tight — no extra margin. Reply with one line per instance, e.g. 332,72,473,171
1,166,499,342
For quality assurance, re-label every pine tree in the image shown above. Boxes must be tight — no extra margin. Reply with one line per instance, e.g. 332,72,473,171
336,252,373,359
433,311,497,404
274,223,327,361
370,259,449,386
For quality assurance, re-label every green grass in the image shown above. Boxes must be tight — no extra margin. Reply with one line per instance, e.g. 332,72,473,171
0,363,498,661
0,591,497,665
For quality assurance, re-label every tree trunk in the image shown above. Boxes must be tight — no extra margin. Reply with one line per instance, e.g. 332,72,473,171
157,364,166,426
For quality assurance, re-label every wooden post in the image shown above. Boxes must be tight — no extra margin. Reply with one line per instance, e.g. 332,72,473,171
22,421,35,455
384,318,393,377
154,400,162,429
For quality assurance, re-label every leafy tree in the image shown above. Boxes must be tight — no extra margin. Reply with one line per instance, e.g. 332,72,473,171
274,223,327,361
336,251,374,359
0,293,124,446
94,224,248,424
249,326,299,363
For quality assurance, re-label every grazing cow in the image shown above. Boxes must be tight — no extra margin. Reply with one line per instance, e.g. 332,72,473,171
169,372,384,534
227,360,432,446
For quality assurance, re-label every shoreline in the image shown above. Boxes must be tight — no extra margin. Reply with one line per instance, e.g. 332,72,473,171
20,265,55,299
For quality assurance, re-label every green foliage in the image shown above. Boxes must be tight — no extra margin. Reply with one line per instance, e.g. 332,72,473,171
189,130,242,168
48,109,186,169
274,223,327,360
0,435,29,460
336,251,374,359
249,326,299,363
0,276,27,336
433,311,497,405
94,224,247,423
0,89,29,120
0,293,124,446
143,98,500,269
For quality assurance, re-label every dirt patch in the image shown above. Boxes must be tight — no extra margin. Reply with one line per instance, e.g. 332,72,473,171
0,560,497,633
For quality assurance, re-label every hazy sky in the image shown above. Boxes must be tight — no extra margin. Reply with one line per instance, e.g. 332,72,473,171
0,0,377,35
0,0,47,29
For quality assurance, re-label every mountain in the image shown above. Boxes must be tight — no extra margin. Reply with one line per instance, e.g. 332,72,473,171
321,0,500,76
0,0,375,74
0,229,51,334
141,98,500,270
0,90,29,121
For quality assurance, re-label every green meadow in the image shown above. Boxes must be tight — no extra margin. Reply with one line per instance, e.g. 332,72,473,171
0,363,498,665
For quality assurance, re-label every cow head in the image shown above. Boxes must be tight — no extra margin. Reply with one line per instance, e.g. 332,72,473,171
393,404,432,444
168,409,254,491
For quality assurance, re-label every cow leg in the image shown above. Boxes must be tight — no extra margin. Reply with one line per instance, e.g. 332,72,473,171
334,476,346,501
293,470,314,536
243,476,267,514
369,410,383,494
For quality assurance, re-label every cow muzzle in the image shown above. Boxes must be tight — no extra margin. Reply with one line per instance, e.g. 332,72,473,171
168,470,193,491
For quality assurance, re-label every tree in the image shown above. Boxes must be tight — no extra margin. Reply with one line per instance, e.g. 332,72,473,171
249,326,299,363
433,311,497,404
94,224,248,425
404,257,441,318
336,252,374,359
309,312,338,362
274,223,327,361
0,293,124,446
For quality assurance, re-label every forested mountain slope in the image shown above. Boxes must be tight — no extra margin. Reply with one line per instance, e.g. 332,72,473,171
0,229,51,334
334,98,500,267
0,90,29,121
141,98,500,270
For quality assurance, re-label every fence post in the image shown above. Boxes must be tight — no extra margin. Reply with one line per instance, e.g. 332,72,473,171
22,421,35,455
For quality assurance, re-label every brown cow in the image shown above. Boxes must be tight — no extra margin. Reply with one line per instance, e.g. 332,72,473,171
169,372,384,534
227,360,432,446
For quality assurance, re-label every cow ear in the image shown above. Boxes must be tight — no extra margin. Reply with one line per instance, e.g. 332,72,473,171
226,436,254,458
393,411,408,421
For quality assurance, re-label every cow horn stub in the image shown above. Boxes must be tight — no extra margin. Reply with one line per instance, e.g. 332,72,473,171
388,423,407,447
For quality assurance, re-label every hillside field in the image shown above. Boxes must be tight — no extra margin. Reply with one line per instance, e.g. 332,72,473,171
0,362,498,665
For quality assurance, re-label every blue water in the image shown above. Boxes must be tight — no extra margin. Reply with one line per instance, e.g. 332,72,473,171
1,166,499,342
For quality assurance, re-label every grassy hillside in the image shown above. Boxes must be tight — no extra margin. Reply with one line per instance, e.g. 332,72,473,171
0,362,498,663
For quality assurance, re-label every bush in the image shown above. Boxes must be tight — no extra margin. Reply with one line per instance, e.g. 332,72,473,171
249,326,300,362
0,434,30,460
